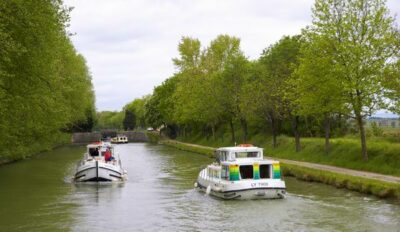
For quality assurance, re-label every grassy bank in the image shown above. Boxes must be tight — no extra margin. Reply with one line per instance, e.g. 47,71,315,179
161,140,214,157
162,139,400,199
178,133,400,177
0,133,71,165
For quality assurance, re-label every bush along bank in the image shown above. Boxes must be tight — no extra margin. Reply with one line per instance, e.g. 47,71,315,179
146,132,161,143
0,133,71,165
162,139,400,199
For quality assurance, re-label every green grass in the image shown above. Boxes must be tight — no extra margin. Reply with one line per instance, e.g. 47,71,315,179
177,133,400,177
161,140,215,157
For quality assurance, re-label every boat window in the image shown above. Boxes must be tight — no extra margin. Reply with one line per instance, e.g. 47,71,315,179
89,148,99,156
235,152,259,158
217,151,228,161
214,170,219,178
221,151,225,161
221,165,229,180
239,165,253,179
260,164,271,178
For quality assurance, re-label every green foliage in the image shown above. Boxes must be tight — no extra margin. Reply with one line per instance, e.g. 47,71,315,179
146,131,161,143
0,0,95,161
124,95,150,129
371,122,384,137
303,0,400,159
123,110,136,131
95,111,123,130
145,76,178,128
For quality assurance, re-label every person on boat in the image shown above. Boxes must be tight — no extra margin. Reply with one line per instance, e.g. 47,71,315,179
104,148,112,161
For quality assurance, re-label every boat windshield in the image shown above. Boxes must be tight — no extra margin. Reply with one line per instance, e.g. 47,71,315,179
89,147,99,156
235,151,259,158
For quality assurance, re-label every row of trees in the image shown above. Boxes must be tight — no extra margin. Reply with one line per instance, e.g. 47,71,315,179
0,0,95,161
141,0,400,160
96,96,150,131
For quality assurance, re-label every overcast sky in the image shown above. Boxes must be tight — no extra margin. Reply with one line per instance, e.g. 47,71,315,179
64,0,400,115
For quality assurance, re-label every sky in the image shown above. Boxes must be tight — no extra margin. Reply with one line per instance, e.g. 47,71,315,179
64,0,400,115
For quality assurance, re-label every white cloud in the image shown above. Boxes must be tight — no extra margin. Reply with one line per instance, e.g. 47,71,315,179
64,0,400,111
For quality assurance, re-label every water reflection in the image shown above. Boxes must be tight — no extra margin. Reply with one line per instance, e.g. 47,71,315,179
0,146,85,231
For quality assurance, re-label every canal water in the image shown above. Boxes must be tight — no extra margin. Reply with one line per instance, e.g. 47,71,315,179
0,143,399,232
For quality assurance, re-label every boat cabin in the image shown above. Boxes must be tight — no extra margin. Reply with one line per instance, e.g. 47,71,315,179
215,145,263,162
111,135,128,143
210,145,281,181
87,142,114,159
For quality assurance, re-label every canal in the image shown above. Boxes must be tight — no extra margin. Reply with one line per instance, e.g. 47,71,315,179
0,143,399,231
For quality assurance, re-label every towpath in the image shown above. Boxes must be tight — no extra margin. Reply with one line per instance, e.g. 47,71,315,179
168,140,400,184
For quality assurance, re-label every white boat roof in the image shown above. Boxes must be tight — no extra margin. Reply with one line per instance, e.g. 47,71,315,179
87,142,113,148
217,146,263,152
87,143,102,148
220,159,279,165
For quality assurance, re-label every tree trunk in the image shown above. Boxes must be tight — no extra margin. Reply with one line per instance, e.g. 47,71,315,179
240,118,248,143
292,116,301,152
338,113,342,135
269,112,277,148
355,112,368,161
305,116,313,137
230,120,236,143
211,125,216,141
324,114,330,154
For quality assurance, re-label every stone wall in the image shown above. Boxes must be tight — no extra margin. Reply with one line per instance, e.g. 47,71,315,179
124,131,149,142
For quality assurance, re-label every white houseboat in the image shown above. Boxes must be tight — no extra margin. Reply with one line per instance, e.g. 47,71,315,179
111,134,128,144
74,141,127,182
196,144,286,199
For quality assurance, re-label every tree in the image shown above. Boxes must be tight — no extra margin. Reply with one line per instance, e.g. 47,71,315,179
124,95,151,129
218,53,250,142
96,111,123,130
123,110,136,131
201,35,244,142
307,0,400,160
241,61,281,148
145,76,178,130
0,0,95,161
294,33,348,153
258,36,303,151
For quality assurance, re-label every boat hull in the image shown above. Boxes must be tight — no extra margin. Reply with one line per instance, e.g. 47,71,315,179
197,181,285,200
75,161,125,182
196,167,286,200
